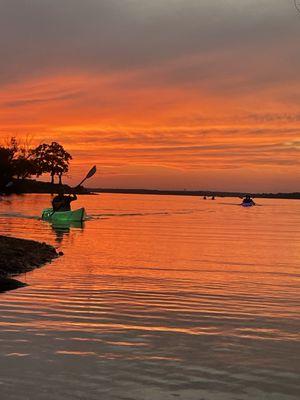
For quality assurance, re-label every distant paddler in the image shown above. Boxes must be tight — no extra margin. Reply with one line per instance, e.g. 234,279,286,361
241,195,255,207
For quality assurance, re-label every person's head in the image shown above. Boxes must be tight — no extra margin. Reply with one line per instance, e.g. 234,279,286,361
57,187,65,196
245,195,251,199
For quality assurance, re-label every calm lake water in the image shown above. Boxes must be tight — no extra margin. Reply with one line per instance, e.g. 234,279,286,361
0,194,299,400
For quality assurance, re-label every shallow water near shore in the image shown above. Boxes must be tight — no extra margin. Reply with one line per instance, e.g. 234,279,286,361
0,194,299,399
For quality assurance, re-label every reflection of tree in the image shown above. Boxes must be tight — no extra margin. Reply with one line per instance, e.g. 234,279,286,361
295,1,300,14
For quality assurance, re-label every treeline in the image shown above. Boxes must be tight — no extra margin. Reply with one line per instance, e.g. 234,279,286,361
0,138,72,193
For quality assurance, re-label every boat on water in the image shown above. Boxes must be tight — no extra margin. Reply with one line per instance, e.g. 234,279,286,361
241,195,255,207
41,207,86,222
241,202,255,207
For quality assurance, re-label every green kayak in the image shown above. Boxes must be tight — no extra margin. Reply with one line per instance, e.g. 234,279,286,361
42,207,86,222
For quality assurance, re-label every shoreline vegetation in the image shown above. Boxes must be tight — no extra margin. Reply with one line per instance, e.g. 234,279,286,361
0,138,81,195
0,236,59,292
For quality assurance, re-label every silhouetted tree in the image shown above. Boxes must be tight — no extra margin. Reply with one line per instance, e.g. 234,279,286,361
0,146,13,191
0,138,73,193
0,137,37,180
13,156,37,179
31,142,72,184
0,137,37,192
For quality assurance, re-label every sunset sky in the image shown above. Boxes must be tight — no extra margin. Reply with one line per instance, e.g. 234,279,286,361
0,0,300,191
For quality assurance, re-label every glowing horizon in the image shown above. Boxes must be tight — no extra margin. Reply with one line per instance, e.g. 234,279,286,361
0,1,300,192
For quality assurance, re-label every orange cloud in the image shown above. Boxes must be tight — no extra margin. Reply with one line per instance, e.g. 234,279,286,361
0,0,300,191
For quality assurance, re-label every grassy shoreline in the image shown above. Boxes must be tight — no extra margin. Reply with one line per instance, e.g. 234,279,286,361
0,235,59,291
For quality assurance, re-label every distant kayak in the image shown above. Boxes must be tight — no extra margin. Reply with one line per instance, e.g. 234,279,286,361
241,202,255,207
42,207,86,222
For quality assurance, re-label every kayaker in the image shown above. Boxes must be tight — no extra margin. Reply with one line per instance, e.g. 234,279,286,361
242,195,255,206
52,190,77,212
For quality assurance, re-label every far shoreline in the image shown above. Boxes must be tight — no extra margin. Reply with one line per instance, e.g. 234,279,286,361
3,178,300,200
89,188,300,200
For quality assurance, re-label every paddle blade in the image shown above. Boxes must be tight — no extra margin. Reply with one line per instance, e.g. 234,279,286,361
86,165,97,179
75,166,97,189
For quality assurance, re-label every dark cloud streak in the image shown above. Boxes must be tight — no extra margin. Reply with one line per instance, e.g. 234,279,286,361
0,0,298,85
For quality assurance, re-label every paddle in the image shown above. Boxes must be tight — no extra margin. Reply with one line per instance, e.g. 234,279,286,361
74,165,97,189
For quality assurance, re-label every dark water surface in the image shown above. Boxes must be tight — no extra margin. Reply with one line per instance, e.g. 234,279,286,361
0,194,299,399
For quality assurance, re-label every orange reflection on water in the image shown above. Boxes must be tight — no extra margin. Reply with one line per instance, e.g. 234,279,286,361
0,194,299,399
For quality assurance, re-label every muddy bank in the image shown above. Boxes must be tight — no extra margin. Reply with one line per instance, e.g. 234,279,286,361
0,236,59,289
